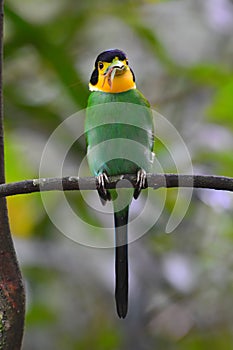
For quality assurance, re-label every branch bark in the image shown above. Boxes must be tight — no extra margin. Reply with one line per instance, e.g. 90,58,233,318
0,2,25,349
0,173,232,198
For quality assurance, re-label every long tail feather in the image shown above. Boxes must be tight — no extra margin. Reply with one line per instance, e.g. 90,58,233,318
114,207,129,318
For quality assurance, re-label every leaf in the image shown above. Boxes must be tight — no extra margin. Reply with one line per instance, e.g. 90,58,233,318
207,80,233,126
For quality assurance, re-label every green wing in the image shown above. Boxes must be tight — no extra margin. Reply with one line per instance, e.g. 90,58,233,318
85,89,154,176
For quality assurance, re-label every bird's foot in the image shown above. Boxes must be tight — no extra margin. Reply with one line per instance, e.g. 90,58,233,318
96,172,111,204
134,169,147,199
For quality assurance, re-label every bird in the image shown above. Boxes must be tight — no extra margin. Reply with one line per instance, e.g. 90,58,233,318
85,49,154,318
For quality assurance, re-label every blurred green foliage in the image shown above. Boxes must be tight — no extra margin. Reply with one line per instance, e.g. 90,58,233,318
3,0,233,349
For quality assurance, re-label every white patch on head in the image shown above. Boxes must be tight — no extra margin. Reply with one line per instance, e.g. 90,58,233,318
89,83,101,91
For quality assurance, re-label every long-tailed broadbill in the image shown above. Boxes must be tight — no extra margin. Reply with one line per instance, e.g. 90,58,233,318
85,49,154,318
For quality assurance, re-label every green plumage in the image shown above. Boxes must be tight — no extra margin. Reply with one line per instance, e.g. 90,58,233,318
86,89,154,175
85,88,154,318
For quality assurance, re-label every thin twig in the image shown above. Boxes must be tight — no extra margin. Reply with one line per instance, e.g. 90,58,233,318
0,174,233,198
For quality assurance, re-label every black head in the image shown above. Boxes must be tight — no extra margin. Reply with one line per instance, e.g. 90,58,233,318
90,49,135,87
94,49,127,66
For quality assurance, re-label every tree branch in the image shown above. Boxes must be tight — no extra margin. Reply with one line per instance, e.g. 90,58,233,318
0,2,25,349
0,173,232,198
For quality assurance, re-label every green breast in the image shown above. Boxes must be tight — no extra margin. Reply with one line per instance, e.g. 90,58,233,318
85,89,154,176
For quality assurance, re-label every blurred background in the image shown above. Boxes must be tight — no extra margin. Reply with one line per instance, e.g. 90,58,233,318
3,0,233,349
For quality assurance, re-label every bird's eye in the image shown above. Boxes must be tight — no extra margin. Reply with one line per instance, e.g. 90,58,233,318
98,62,104,69
125,59,129,65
